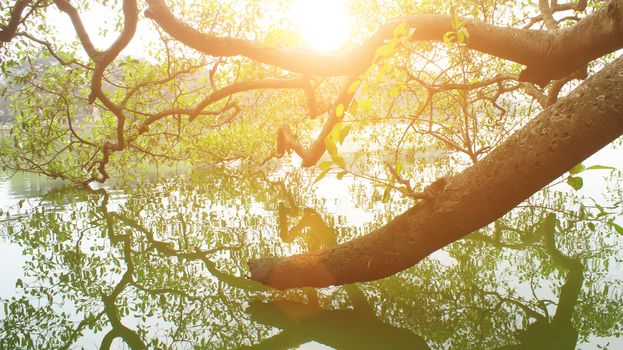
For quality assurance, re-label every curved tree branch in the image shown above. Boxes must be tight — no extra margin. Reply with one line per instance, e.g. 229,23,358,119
146,0,623,86
0,0,31,43
53,0,100,59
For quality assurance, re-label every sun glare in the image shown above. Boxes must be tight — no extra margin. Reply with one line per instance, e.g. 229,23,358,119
289,0,353,52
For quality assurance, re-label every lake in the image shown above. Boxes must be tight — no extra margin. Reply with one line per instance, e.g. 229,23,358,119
1,152,622,349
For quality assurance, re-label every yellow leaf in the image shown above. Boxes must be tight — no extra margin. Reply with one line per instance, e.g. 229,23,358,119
318,161,332,171
459,27,470,38
452,16,460,30
331,122,342,142
325,136,337,155
373,42,396,62
331,153,346,168
382,60,391,74
396,160,403,174
339,124,352,144
443,31,456,43
347,80,361,94
360,99,372,114
382,186,391,203
348,100,358,116
457,31,465,43
393,22,407,37
313,168,330,184
335,104,344,118
390,86,399,97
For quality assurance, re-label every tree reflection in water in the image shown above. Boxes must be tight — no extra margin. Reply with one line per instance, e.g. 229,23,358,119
0,170,621,349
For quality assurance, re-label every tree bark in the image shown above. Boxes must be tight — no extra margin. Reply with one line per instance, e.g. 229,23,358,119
146,0,623,85
248,56,623,290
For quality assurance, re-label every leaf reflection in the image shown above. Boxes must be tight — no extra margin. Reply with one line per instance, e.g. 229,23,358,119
0,170,621,349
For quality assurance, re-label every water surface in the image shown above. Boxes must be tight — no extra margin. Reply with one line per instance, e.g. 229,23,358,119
1,163,622,349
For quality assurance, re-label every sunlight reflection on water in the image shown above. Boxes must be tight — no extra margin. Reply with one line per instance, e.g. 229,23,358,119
0,143,621,349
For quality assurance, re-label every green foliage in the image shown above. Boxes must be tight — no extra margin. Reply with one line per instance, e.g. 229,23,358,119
1,0,621,348
444,11,470,44
566,163,616,190
567,176,584,190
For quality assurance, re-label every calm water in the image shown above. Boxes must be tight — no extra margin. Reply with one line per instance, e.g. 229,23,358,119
1,154,622,349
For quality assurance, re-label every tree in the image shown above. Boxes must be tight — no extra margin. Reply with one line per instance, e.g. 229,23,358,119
1,0,622,290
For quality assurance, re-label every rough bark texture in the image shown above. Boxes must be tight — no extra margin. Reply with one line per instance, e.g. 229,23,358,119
249,56,623,289
0,0,30,43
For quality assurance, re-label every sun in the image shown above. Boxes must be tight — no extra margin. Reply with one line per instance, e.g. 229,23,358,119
289,0,353,52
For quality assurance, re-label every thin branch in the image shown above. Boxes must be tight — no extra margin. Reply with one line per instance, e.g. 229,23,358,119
277,75,358,167
137,76,307,133
53,0,100,59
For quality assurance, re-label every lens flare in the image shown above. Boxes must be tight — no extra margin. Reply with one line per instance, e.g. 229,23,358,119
289,0,353,52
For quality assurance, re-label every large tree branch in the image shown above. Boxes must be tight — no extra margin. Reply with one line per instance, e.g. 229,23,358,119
248,55,623,290
0,0,31,42
55,0,139,185
88,0,139,103
53,0,100,59
55,0,138,102
145,0,623,85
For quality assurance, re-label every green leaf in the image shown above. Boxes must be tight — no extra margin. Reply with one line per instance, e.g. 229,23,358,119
569,163,586,174
373,42,396,61
567,176,583,190
585,165,616,171
609,221,623,236
388,38,399,50
337,171,347,180
381,60,391,74
382,186,391,203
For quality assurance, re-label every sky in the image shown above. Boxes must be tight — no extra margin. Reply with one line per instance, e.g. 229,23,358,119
46,0,355,61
